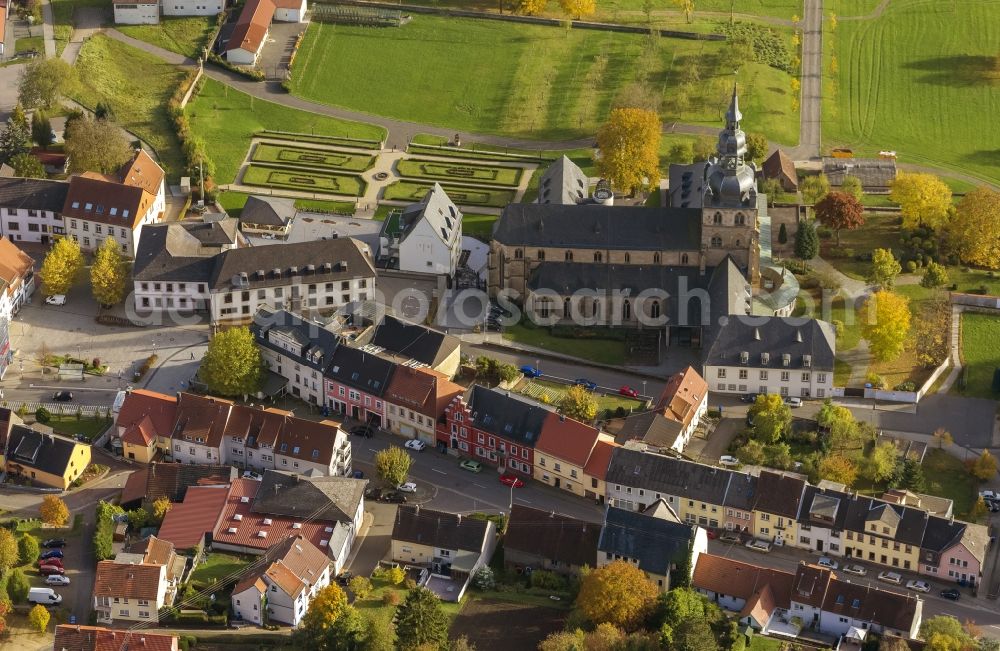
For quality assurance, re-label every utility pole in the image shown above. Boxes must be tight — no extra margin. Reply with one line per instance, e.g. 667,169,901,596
199,156,205,206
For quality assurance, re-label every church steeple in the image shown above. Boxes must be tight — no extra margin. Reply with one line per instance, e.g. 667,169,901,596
706,83,756,207
716,84,747,166
725,83,742,128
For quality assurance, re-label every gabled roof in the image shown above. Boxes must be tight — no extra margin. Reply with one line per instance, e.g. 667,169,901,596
133,219,245,283
121,415,156,446
227,0,274,55
93,561,162,600
264,561,305,598
118,149,164,196
583,439,617,481
367,315,461,369
327,345,396,397
54,625,178,651
466,385,550,448
704,316,836,370
656,366,708,429
753,471,806,518
6,426,84,479
252,470,365,523
504,505,600,568
614,411,683,450
395,182,461,246
385,366,463,418
792,562,834,608
722,471,758,512
842,495,927,546
820,575,922,633
120,462,235,506
252,307,343,373
799,485,850,530
123,535,176,568
392,505,491,553
0,237,34,286
693,553,793,610
606,447,731,505
116,389,178,443
241,195,294,227
537,155,588,205
762,149,798,186
62,174,154,229
208,237,374,292
0,177,68,212
156,485,229,550
598,505,695,576
536,413,601,468
172,392,233,449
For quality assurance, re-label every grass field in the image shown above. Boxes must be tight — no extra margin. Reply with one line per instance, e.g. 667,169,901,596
251,143,375,172
71,35,185,180
186,78,386,184
188,553,252,589
922,448,978,518
396,159,524,187
15,36,43,54
824,0,1000,185
519,378,644,417
383,181,516,208
462,213,498,239
52,0,108,56
117,15,215,57
47,415,112,442
503,323,626,366
956,312,1000,400
291,17,798,144
242,164,366,196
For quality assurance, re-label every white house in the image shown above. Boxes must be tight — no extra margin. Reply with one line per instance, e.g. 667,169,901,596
250,307,341,407
616,366,708,455
231,535,331,627
273,0,307,22
379,183,463,277
702,316,836,398
113,0,160,24
93,561,169,625
0,237,35,318
162,0,224,16
0,178,68,244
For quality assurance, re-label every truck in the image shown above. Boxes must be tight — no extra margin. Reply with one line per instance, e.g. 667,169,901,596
28,587,62,606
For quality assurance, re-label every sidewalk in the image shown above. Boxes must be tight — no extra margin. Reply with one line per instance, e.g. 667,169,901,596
40,0,55,57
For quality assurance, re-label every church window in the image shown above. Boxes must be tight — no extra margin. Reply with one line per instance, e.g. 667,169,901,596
736,239,742,248
735,213,746,226
624,252,630,263
564,298,572,318
650,301,661,319
711,236,722,247
565,251,573,262
514,249,523,260
713,212,723,225
592,299,600,317
537,250,545,261
681,253,689,265
653,252,661,264
622,300,631,320
594,251,603,263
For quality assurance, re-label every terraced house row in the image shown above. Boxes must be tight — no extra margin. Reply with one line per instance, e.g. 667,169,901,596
605,448,990,586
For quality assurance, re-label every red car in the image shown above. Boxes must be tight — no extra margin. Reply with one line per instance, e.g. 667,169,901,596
499,474,525,488
706,530,718,540
38,557,63,568
619,386,639,398
39,564,64,576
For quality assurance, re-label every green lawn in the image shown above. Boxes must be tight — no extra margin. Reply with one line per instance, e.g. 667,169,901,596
396,158,524,187
218,190,354,217
382,0,801,21
186,78,386,184
922,448,978,518
47,415,112,442
116,15,215,57
956,312,1000,400
834,358,852,386
748,635,786,651
291,17,798,144
354,577,464,639
188,553,252,589
71,35,185,180
462,213,498,239
251,143,375,172
15,36,43,54
52,0,108,56
383,181,516,208
502,323,627,366
519,378,644,417
241,164,366,197
824,0,1000,185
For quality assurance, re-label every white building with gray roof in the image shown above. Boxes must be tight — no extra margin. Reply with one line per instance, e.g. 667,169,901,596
379,183,463,276
537,155,589,205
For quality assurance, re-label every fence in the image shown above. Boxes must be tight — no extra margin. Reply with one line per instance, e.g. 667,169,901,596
6,401,112,418
179,65,205,109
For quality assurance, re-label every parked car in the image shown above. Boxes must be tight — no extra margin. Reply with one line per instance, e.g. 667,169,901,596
42,539,66,548
705,529,718,540
45,295,66,306
241,471,262,481
877,571,903,585
38,557,63,568
350,425,374,439
519,365,541,378
499,474,524,488
785,397,803,407
52,391,73,402
379,491,407,504
745,539,771,553
816,557,838,570
397,482,417,493
485,321,503,333
720,532,742,544
979,490,998,500
719,455,740,467
27,587,62,605
351,470,365,479
460,459,482,473
740,394,757,404
905,580,930,593
44,575,71,587
939,588,961,601
842,564,867,577
39,550,63,561
573,378,597,392
38,564,64,576
404,440,426,452
618,386,639,398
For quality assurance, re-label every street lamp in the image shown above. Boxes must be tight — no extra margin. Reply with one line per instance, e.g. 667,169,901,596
642,380,647,399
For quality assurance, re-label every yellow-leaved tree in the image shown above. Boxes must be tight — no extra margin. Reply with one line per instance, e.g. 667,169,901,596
888,171,953,230
817,454,858,487
672,0,694,22
518,0,547,15
859,290,911,363
559,0,595,19
91,237,128,307
39,495,69,526
40,236,83,296
596,107,661,195
944,186,1000,268
575,560,658,631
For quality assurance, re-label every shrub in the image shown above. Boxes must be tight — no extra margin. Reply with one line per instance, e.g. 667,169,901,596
717,21,793,71
865,373,885,389
383,590,401,606
473,566,496,591
894,381,917,392
832,319,845,338
348,575,373,600
7,569,30,603
34,406,51,424
905,261,917,273
530,570,566,590
387,565,406,585
17,533,39,566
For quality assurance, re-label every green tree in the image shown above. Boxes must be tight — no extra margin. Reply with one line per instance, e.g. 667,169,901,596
761,177,783,205
658,588,712,641
374,446,411,487
17,533,39,566
795,219,819,260
559,385,598,422
672,0,694,22
735,438,765,465
576,560,658,631
94,101,115,121
31,109,53,149
860,291,912,363
800,173,830,205
921,262,949,289
18,58,77,109
296,584,350,649
866,441,899,483
919,616,974,650
596,107,661,194
693,137,716,162
90,237,128,306
0,108,31,165
65,117,133,174
127,507,149,531
200,326,262,396
668,142,694,164
814,191,865,245
673,616,719,651
745,132,768,163
840,175,863,202
347,575,372,600
394,587,449,651
10,152,44,178
890,172,953,230
900,457,926,492
970,450,998,481
867,248,902,290
364,617,396,651
817,401,852,430
28,603,50,633
39,495,69,527
747,394,792,444
764,442,795,470
34,406,51,424
40,237,83,296
0,529,16,573
7,568,30,603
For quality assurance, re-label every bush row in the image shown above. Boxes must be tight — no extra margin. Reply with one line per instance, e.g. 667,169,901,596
208,52,265,81
168,70,217,199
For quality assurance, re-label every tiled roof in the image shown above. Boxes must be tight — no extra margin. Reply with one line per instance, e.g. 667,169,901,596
0,177,68,212
123,535,176,568
268,535,330,586
692,553,793,610
172,393,234,449
120,462,234,506
536,412,600,468
598,505,695,576
232,575,267,599
62,174,154,229
54,625,177,651
656,366,707,430
0,236,34,287
792,563,834,608
119,149,164,197
583,439,617,481
265,561,306,598
614,411,683,450
93,561,162,600
820,575,922,633
385,365,438,415
504,505,599,568
227,0,274,55
392,505,490,553
120,415,155,446
722,471,758,512
156,485,229,550
762,149,798,187
753,471,806,518
223,404,345,467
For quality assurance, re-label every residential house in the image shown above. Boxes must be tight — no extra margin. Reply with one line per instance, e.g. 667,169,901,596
156,484,230,551
0,236,35,317
113,0,159,24
116,536,185,607
167,393,233,466
722,470,758,534
132,218,247,314
582,438,617,503
503,505,600,575
115,389,179,463
324,345,396,426
693,553,796,632
842,497,925,572
162,0,224,17
384,365,463,446
118,462,235,510
0,177,68,243
2,426,90,490
225,0,307,65
918,517,989,586
616,366,707,454
534,412,606,497
703,316,836,398
391,505,496,600
251,307,341,407
62,150,166,257
761,149,799,192
378,183,463,276
881,488,953,519
536,155,589,205
231,535,331,627
797,484,852,556
598,500,706,591
752,471,806,547
359,314,462,378
440,385,549,477
238,195,295,237
93,560,168,624
53,625,178,651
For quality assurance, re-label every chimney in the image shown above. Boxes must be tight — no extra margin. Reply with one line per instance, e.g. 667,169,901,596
456,514,462,524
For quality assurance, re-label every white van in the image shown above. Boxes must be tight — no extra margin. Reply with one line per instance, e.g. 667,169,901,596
28,587,62,606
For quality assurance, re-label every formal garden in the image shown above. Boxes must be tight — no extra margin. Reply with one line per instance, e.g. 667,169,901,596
251,143,376,173
395,159,525,187
383,181,516,208
241,164,367,197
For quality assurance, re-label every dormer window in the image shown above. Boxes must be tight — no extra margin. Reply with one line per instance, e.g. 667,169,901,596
84,203,93,211
782,354,791,367
761,352,770,365
740,351,748,364
803,355,812,367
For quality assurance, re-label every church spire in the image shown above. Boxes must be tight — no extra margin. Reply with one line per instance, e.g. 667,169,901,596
725,83,742,127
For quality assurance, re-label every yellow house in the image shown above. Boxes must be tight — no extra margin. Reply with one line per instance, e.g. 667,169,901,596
534,413,614,498
115,390,178,462
751,471,806,548
391,506,497,584
583,439,618,503
4,426,91,490
843,502,921,572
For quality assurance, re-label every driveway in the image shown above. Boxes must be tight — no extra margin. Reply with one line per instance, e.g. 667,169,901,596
789,0,823,159
257,21,307,81
0,63,26,119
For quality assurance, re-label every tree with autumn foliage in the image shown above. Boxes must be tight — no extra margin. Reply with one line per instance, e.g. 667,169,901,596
814,191,864,245
859,290,911,363
867,248,901,290
558,0,595,18
518,0,547,14
296,584,365,650
596,107,661,195
40,495,69,526
818,454,859,486
889,172,953,230
944,187,1000,268
969,450,998,482
672,0,695,22
576,560,658,631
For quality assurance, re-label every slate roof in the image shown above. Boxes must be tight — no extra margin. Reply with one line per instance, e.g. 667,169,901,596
842,495,927,547
392,505,491,553
367,315,461,368
799,485,850,529
327,345,396,397
0,177,69,212
722,471,758,512
466,385,549,448
614,411,683,450
493,203,702,251
241,195,294,227
754,471,807,519
394,183,461,246
598,505,695,576
252,470,365,523
606,447,731,505
504,505,600,568
251,307,342,373
208,237,374,292
133,220,244,283
6,427,83,478
704,316,836,370
820,577,922,633
537,155,588,205
792,563,834,607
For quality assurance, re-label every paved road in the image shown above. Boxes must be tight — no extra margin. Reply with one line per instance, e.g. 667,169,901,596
789,0,823,160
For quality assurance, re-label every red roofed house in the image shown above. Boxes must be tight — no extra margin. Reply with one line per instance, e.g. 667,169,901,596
583,438,618,504
115,390,178,463
231,535,331,626
156,484,230,552
0,237,34,378
53,625,178,651
384,366,463,447
93,560,170,625
654,365,708,451
533,412,615,499
225,0,307,66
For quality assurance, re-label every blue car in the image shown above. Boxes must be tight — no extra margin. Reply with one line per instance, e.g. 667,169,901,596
351,470,364,479
519,365,542,378
574,378,597,392
39,549,64,561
